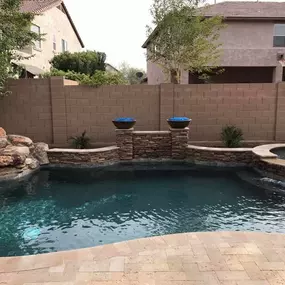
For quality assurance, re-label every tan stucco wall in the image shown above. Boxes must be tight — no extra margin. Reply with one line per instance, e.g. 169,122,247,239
19,6,82,72
146,20,285,83
219,21,285,66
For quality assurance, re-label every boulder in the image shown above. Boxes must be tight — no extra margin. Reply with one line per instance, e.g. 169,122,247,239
32,142,49,165
25,158,39,170
0,155,14,167
0,128,6,138
2,145,30,157
8,135,33,147
0,138,8,149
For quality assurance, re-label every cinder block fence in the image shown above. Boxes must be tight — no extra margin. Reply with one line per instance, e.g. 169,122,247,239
1,77,285,145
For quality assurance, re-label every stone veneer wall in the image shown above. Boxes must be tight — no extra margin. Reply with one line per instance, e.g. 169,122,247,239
47,146,119,165
116,128,189,160
255,159,285,178
133,131,171,159
187,145,254,165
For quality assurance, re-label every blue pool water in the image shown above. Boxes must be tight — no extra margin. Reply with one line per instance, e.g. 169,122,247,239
1,162,285,257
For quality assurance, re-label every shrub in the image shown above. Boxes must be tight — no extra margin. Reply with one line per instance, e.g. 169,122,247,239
49,50,106,75
42,68,88,82
42,69,127,87
221,125,244,148
80,70,127,86
68,131,91,149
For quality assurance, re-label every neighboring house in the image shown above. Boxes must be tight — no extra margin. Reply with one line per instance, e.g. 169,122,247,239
143,1,285,84
17,0,84,77
105,63,119,73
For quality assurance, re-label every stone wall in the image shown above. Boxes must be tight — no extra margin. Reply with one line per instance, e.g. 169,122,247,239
187,145,254,165
133,131,171,159
255,158,285,178
116,128,189,160
47,146,119,165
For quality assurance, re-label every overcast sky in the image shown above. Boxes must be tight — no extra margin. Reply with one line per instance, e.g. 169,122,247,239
64,0,283,71
64,0,153,70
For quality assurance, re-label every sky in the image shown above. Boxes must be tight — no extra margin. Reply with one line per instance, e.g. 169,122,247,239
64,0,153,71
64,0,283,71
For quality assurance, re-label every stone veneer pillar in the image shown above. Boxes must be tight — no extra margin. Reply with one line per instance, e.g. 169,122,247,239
170,127,189,159
116,128,134,160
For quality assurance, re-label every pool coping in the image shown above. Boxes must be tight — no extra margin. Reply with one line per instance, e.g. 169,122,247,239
1,231,285,284
252,144,283,159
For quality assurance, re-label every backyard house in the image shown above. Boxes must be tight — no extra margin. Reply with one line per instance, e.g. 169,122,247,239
143,1,285,84
17,0,84,77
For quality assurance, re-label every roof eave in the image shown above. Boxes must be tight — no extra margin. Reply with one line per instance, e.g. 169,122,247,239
62,2,85,48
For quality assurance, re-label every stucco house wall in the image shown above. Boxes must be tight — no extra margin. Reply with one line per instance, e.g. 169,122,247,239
19,6,82,73
146,20,285,84
219,20,285,66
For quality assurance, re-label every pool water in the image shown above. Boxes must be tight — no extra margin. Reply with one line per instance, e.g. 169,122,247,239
272,147,285,159
1,162,285,257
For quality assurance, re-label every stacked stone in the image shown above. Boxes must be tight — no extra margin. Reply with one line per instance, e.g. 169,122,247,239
47,147,119,165
255,159,285,178
116,129,133,160
133,132,171,159
187,147,253,164
171,128,189,159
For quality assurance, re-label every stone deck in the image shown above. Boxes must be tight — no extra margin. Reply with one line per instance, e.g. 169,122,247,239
2,232,285,284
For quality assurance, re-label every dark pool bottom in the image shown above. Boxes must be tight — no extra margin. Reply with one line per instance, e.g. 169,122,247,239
1,162,285,257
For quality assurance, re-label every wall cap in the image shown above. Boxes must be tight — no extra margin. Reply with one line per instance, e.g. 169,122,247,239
133,131,170,135
187,145,252,152
47,146,119,153
252,144,283,158
170,127,189,132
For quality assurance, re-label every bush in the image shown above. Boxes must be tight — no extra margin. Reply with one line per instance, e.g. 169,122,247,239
42,69,127,87
221,125,244,148
42,68,88,82
80,70,127,86
49,50,106,75
68,131,91,149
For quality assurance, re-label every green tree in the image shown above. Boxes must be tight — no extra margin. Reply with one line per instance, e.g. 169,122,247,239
49,51,106,76
119,62,146,84
0,0,43,96
146,0,224,83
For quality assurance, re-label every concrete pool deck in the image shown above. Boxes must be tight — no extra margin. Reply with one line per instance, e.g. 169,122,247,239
1,232,285,285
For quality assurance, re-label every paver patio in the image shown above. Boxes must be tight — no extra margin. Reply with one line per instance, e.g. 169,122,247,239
1,231,285,284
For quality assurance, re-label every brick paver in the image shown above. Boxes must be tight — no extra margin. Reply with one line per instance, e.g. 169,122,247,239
1,232,285,284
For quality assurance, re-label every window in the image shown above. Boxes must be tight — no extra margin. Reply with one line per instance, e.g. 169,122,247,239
273,24,285,47
62,39,68,52
53,35,56,51
31,24,41,49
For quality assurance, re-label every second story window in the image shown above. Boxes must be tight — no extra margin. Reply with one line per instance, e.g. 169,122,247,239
273,24,285,47
31,24,41,49
53,35,56,51
62,39,68,52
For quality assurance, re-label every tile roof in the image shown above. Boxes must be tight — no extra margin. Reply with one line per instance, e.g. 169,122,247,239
203,1,285,18
20,0,62,13
20,0,84,47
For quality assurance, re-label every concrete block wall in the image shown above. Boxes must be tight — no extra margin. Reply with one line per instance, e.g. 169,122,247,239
0,79,53,143
0,77,284,145
173,83,278,141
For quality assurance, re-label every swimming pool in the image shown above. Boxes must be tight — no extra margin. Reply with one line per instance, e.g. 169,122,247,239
272,147,285,159
1,162,285,257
